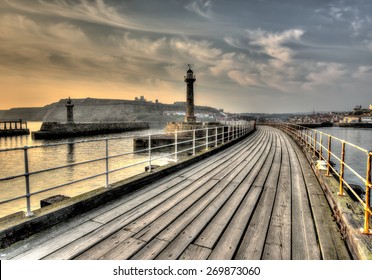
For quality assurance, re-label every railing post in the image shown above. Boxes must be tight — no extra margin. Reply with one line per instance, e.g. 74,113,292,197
175,130,178,162
193,129,196,156
105,139,109,187
206,127,209,150
313,131,317,157
23,146,34,217
326,135,332,176
306,129,311,150
215,127,218,147
338,141,345,196
319,132,323,160
228,126,231,141
148,135,152,172
363,152,372,234
222,127,225,144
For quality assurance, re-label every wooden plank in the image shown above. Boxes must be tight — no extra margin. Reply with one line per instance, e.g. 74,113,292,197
130,135,265,241
286,133,321,260
42,179,195,259
154,182,240,260
207,133,276,259
194,131,272,249
185,130,263,181
73,229,134,260
179,244,212,260
130,238,169,260
235,131,282,260
92,177,191,224
132,178,221,241
291,138,350,260
13,221,102,260
97,237,146,260
262,133,292,260
152,136,270,259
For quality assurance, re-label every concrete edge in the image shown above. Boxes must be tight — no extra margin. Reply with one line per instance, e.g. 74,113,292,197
0,127,256,249
288,133,372,260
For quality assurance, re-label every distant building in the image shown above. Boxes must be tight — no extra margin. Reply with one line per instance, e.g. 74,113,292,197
135,96,147,102
361,116,372,123
353,105,362,112
369,104,372,110
342,116,360,123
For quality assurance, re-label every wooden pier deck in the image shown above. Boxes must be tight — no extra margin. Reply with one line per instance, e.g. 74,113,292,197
0,126,350,260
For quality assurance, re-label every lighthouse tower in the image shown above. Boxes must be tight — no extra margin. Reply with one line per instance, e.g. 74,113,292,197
65,97,74,124
184,65,196,123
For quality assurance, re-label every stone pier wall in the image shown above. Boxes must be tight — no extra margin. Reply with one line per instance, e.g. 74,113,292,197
32,121,149,139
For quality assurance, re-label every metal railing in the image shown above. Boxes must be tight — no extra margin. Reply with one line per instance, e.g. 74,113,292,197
0,122,254,218
0,119,28,130
270,123,372,235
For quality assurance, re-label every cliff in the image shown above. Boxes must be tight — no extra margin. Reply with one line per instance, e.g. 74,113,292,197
0,108,42,121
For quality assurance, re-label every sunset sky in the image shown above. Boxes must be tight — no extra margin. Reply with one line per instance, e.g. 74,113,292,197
1,0,372,113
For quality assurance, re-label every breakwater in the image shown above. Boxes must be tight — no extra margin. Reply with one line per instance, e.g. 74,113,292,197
32,121,149,139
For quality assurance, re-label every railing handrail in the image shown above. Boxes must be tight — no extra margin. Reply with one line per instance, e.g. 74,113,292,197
0,121,254,218
269,122,372,235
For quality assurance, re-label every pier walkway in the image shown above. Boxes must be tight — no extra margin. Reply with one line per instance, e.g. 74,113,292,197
0,126,350,260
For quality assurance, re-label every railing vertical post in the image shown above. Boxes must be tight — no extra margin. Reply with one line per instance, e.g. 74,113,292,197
148,135,152,172
338,141,345,196
175,130,178,162
228,126,230,141
326,135,332,176
319,132,323,160
206,127,209,150
105,139,109,187
193,129,196,156
363,152,371,234
306,129,310,149
222,127,225,144
215,127,218,147
23,146,34,217
313,131,317,157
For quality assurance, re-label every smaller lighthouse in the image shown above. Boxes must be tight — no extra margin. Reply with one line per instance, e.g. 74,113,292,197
184,65,196,123
65,97,74,124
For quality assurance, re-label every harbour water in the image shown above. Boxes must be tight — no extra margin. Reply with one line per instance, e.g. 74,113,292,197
0,122,169,218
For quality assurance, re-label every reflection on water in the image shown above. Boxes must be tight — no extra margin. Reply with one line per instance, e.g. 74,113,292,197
0,122,172,218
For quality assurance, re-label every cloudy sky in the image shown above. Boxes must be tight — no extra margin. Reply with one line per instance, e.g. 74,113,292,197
1,0,372,113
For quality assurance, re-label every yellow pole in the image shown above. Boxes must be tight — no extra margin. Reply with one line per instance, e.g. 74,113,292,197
313,132,317,157
319,132,323,160
363,153,371,234
338,141,345,196
326,135,332,176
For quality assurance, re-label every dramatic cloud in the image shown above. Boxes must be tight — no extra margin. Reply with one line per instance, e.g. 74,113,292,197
1,0,372,113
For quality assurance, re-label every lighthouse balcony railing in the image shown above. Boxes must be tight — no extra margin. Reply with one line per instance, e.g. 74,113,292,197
0,121,254,219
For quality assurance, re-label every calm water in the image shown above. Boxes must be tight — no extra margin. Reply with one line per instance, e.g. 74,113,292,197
0,122,171,217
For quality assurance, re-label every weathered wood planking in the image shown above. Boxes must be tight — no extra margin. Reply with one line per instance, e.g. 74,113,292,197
179,244,212,260
291,137,351,260
1,126,352,260
193,131,272,250
235,131,282,260
207,134,277,259
262,133,292,260
287,134,321,260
